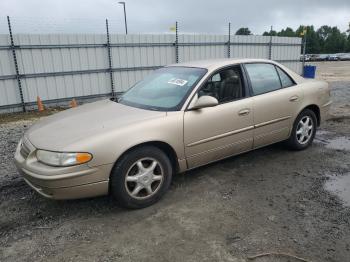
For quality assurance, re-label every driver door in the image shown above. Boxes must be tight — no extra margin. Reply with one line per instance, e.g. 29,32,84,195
183,66,254,169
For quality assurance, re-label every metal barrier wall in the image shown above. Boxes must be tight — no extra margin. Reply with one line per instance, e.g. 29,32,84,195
0,19,302,113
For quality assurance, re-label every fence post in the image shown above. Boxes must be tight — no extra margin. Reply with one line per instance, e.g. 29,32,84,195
268,26,273,60
302,36,306,74
105,19,115,98
175,21,179,63
7,16,26,112
227,22,231,58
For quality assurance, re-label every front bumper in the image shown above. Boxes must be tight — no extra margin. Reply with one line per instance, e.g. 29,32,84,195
14,137,112,200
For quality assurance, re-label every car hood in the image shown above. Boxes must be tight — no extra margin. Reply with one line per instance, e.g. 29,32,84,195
26,99,166,151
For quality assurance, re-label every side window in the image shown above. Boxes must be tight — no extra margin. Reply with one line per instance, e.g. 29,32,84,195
245,63,281,95
198,67,244,103
276,66,294,88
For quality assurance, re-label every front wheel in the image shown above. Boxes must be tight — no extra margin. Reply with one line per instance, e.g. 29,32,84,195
110,146,173,209
286,109,317,150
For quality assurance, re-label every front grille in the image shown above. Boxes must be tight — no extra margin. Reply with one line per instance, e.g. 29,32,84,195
20,138,31,159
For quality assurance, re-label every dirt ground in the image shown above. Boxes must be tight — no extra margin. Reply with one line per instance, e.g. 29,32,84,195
0,62,350,262
312,61,350,82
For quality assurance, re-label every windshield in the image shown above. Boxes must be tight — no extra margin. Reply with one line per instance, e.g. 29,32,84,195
118,67,207,111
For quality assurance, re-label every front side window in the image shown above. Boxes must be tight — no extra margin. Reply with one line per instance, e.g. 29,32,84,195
119,67,207,111
198,66,244,103
276,66,294,88
245,63,281,95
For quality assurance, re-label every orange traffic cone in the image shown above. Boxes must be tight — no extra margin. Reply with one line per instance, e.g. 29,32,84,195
70,98,78,108
37,96,44,112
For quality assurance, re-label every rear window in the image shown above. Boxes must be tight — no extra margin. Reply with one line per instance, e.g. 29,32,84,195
276,66,294,88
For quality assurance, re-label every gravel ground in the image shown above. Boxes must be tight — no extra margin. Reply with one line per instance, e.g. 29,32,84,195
1,65,350,261
312,61,350,82
313,61,350,118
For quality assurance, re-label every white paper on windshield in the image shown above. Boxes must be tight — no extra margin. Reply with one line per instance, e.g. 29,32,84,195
167,78,188,86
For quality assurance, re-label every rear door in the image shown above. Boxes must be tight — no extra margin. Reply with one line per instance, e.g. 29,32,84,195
244,63,303,148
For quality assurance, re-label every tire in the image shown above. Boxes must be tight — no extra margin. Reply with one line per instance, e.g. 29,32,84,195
110,146,173,209
286,109,317,150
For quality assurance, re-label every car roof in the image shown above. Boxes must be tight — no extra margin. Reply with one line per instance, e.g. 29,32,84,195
167,58,276,70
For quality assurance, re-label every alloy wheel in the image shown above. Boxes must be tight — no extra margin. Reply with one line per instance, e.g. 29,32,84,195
296,116,314,145
124,157,164,199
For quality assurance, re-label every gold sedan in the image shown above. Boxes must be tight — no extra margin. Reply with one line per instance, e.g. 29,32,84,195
14,59,331,208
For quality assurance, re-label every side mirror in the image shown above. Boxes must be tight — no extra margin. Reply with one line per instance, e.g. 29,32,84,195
189,95,218,110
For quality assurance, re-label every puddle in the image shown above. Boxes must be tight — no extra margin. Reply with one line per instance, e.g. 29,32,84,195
315,130,350,151
316,130,332,136
314,130,334,144
325,173,350,207
325,137,350,151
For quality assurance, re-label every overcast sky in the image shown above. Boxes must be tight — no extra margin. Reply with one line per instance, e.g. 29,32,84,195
0,0,349,34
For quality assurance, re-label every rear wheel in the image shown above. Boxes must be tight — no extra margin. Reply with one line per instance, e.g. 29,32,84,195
286,109,317,150
110,146,172,209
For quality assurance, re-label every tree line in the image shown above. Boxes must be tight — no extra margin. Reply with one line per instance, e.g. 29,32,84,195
235,26,350,54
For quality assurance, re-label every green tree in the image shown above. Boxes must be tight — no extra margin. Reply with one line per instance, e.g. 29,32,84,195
239,24,350,54
262,30,277,36
296,25,321,54
315,25,348,53
316,25,333,52
347,22,350,52
323,27,347,53
263,27,295,37
317,25,333,41
235,27,252,35
277,27,295,37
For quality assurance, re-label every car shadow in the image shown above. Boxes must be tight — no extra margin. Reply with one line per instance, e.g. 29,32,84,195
171,141,288,186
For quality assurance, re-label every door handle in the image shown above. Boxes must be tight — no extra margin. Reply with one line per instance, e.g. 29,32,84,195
289,95,299,102
238,109,250,116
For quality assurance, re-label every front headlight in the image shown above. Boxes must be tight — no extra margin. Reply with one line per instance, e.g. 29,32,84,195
36,150,92,167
